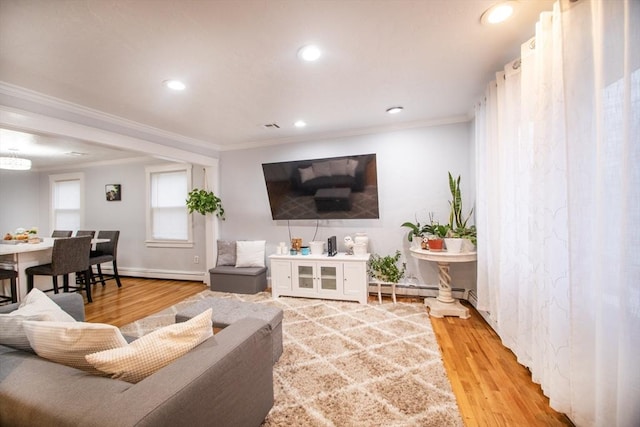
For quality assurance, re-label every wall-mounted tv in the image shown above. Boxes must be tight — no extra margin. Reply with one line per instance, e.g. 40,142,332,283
262,154,379,220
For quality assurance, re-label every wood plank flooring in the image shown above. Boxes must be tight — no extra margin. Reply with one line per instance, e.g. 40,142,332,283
84,277,573,426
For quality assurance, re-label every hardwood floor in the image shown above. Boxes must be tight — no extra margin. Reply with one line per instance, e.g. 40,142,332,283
84,277,207,327
84,277,573,426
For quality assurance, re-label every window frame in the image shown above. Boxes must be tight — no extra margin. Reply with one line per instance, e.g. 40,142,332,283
145,163,193,248
49,172,84,233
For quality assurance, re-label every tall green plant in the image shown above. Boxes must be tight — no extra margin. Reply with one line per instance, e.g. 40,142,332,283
448,172,473,229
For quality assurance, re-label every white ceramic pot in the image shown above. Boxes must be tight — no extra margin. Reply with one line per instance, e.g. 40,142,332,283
444,238,464,253
353,242,367,256
462,239,476,253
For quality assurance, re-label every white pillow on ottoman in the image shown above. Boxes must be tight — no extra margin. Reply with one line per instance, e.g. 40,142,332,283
86,309,213,383
235,240,266,268
0,288,76,351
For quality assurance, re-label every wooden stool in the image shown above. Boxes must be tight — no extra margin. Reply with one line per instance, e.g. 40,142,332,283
372,280,397,304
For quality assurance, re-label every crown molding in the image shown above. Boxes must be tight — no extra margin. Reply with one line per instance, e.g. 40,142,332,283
0,105,219,167
0,81,222,152
223,114,471,151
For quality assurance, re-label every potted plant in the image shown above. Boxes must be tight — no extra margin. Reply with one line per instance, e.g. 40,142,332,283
428,223,448,251
446,172,475,252
367,250,406,284
186,188,225,219
401,218,431,248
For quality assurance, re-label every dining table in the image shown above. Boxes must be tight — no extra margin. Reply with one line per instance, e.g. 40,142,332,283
0,237,108,301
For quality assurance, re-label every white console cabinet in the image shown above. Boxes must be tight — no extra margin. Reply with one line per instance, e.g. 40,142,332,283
269,253,370,304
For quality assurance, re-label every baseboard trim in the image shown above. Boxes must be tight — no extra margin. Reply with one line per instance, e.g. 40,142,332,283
466,289,496,329
98,266,205,282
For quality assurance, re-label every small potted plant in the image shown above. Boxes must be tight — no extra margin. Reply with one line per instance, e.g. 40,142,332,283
401,218,431,248
186,188,225,219
368,250,406,284
428,223,449,251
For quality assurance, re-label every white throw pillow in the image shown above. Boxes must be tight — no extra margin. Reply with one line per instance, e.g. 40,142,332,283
0,288,76,351
329,159,349,176
86,309,213,383
23,320,128,373
312,161,333,177
298,166,315,183
235,240,266,268
346,159,359,177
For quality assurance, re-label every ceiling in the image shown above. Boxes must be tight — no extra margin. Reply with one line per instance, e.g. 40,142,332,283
0,0,554,169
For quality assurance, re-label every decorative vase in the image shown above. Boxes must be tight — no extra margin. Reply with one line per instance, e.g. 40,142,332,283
291,238,302,252
309,241,324,255
353,242,367,256
354,233,369,252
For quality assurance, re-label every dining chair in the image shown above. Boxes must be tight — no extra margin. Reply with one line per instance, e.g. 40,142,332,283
75,230,96,238
0,268,18,305
26,235,93,302
51,230,73,238
89,230,122,288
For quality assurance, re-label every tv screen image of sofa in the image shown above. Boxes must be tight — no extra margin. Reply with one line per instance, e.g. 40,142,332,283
262,153,379,220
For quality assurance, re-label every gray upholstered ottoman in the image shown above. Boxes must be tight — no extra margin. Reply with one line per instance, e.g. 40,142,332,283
209,266,267,294
175,297,283,363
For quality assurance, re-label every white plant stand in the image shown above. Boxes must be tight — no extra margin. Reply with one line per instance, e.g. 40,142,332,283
409,248,477,319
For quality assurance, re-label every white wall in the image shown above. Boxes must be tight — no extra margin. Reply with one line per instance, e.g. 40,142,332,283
0,160,208,280
219,121,476,290
0,169,42,234
1,121,476,290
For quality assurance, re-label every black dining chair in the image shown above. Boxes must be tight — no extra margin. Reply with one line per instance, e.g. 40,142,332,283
0,268,18,304
51,230,73,238
89,230,122,288
74,231,96,286
26,235,93,302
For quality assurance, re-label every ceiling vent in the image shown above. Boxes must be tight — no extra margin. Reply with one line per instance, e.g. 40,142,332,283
263,123,280,129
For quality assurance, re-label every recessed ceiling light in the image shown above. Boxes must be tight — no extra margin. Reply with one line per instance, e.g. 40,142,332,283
481,1,515,25
163,79,186,91
297,45,322,62
386,106,404,114
294,120,307,128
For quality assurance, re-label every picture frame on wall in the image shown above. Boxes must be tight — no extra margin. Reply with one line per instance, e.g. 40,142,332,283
105,184,121,201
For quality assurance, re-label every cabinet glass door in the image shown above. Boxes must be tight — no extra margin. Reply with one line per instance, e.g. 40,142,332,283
297,265,314,289
319,265,338,291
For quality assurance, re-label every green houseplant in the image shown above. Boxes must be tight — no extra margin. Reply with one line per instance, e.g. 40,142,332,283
446,172,476,250
186,188,225,219
427,222,448,251
402,212,440,248
368,251,406,284
448,171,473,230
401,218,432,243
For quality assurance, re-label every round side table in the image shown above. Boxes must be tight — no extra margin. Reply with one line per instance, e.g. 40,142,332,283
410,248,477,319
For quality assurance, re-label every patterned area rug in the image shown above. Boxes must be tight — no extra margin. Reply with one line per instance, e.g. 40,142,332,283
120,291,463,427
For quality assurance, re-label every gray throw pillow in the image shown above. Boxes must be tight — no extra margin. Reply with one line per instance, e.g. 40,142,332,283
216,240,236,266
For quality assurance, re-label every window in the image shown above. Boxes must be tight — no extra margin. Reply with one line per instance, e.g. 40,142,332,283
145,164,193,247
49,173,84,232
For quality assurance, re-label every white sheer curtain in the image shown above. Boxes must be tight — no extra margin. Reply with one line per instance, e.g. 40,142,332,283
475,1,639,425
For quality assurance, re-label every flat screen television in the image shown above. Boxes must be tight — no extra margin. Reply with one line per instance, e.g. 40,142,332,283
262,153,379,220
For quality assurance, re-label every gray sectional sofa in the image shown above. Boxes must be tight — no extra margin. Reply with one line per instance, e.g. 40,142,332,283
0,293,274,427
